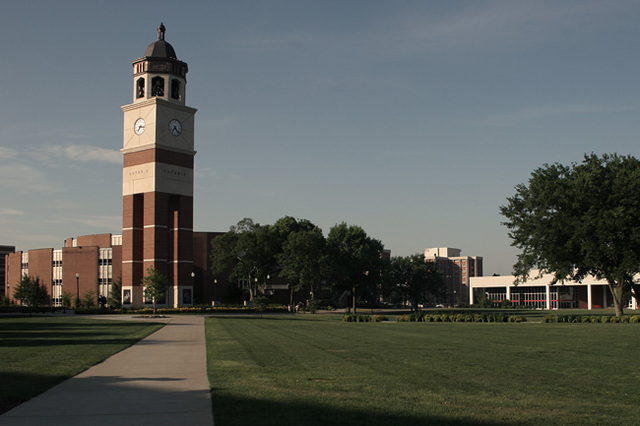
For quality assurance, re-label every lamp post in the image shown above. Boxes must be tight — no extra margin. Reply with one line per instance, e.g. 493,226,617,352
75,273,79,309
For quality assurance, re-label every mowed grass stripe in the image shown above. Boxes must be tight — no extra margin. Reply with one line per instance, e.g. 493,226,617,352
206,316,640,426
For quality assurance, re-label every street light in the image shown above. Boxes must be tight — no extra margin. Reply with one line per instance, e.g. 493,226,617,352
75,273,79,309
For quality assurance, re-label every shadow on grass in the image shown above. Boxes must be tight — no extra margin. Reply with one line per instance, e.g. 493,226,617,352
0,371,70,414
0,318,162,348
210,392,517,426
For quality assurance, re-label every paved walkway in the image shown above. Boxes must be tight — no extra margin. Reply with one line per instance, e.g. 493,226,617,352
0,315,214,426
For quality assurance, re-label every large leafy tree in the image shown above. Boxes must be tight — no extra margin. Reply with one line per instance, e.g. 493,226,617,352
326,222,384,313
278,224,328,304
141,266,170,315
210,218,278,301
13,275,49,308
500,153,640,316
391,254,444,311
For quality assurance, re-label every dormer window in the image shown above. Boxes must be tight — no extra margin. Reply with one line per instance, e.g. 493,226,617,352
171,79,181,100
152,76,164,97
136,78,145,98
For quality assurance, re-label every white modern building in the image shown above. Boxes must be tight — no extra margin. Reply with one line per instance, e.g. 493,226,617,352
470,271,638,310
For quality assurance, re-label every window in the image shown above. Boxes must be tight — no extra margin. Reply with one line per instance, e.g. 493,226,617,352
152,76,164,97
171,79,180,100
136,78,145,98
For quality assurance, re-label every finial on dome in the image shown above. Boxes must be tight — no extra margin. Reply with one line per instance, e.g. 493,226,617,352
158,23,166,40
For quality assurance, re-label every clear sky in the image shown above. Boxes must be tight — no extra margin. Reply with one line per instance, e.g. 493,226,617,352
2,0,640,275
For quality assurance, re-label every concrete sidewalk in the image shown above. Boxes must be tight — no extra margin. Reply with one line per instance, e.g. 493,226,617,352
0,315,213,426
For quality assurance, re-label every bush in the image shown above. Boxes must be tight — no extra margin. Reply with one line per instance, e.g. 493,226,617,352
409,311,425,322
342,314,375,322
500,299,513,308
370,315,388,322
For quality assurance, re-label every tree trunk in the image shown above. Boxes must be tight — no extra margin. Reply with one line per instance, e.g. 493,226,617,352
289,286,294,309
352,285,357,315
608,280,624,317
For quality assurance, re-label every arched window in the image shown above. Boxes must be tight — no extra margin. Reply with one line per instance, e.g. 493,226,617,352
152,76,164,97
171,79,181,100
136,78,145,98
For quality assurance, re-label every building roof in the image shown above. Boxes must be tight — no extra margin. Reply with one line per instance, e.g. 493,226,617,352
143,23,177,59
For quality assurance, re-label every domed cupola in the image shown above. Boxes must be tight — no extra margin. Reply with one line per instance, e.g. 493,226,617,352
143,23,178,59
131,23,188,104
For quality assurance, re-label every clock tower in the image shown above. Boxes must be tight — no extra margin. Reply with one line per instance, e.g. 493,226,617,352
121,23,197,307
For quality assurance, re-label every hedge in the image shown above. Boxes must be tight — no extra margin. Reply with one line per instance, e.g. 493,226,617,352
395,312,526,323
542,314,640,323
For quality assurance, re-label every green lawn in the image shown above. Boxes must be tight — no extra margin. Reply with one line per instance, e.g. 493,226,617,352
0,316,163,414
206,315,640,425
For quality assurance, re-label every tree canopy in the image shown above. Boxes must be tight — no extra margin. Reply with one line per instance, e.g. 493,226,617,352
326,222,384,313
500,153,640,316
391,254,444,311
211,217,387,309
277,220,328,304
210,218,278,301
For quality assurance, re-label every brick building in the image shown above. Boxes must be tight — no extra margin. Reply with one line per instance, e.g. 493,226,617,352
424,247,483,306
4,232,233,307
1,245,15,297
5,235,122,306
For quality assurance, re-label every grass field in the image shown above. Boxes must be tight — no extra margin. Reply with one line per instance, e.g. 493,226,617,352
206,315,640,425
0,316,163,414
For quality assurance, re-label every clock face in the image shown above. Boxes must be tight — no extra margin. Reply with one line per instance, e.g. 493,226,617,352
169,119,182,136
134,118,146,135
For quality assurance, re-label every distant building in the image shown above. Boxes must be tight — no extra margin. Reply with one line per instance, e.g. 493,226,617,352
4,232,233,307
470,271,637,310
424,247,483,306
1,245,15,297
5,235,122,306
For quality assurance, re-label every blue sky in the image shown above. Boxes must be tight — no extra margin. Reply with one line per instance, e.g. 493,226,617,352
2,0,640,274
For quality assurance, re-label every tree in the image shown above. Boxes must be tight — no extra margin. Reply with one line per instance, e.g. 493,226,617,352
61,291,73,310
500,153,640,317
141,266,170,315
252,295,269,318
13,275,49,308
277,220,328,305
210,218,278,301
326,222,384,314
108,276,122,309
82,290,97,308
391,254,444,311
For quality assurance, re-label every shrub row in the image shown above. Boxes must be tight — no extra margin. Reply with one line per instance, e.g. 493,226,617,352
342,314,389,322
543,314,640,323
74,305,289,315
396,311,527,323
0,305,56,314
